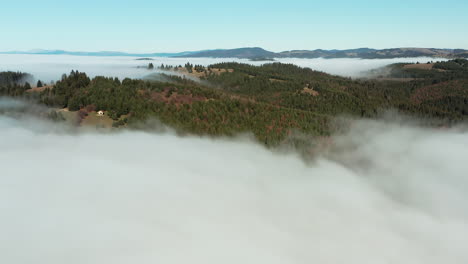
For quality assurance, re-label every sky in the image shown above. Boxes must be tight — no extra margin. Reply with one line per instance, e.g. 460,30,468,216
2,0,468,52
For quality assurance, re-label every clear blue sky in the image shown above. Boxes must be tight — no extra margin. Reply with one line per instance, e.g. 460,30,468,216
2,0,467,52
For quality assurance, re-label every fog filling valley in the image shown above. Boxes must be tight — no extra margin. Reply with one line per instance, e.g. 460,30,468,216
0,54,445,82
1,99,468,263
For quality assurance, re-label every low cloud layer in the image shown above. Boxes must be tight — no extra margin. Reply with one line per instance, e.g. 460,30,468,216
1,100,467,264
278,57,446,77
0,54,444,82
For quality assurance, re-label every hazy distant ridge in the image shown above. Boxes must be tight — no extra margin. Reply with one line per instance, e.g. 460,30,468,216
0,49,197,57
279,48,468,59
2,47,467,59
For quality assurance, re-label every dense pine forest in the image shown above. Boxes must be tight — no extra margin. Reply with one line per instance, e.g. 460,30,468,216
1,59,467,145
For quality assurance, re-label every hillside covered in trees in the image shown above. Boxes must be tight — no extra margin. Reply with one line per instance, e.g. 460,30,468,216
1,59,468,146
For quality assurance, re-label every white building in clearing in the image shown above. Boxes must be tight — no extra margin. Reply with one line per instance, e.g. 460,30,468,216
97,111,104,116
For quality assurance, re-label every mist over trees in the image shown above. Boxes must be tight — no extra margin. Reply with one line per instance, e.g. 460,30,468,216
0,72,33,97
2,59,467,146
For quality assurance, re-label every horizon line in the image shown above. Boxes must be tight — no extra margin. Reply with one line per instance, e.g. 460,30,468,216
1,46,468,55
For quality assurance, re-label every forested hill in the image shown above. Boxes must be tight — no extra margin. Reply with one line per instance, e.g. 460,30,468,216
1,59,468,146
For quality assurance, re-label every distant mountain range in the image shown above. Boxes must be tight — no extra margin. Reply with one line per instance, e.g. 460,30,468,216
0,49,195,57
2,47,467,59
176,47,278,58
279,48,468,59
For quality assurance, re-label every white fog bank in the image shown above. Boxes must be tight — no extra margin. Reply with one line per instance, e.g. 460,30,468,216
1,110,468,264
0,54,445,82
